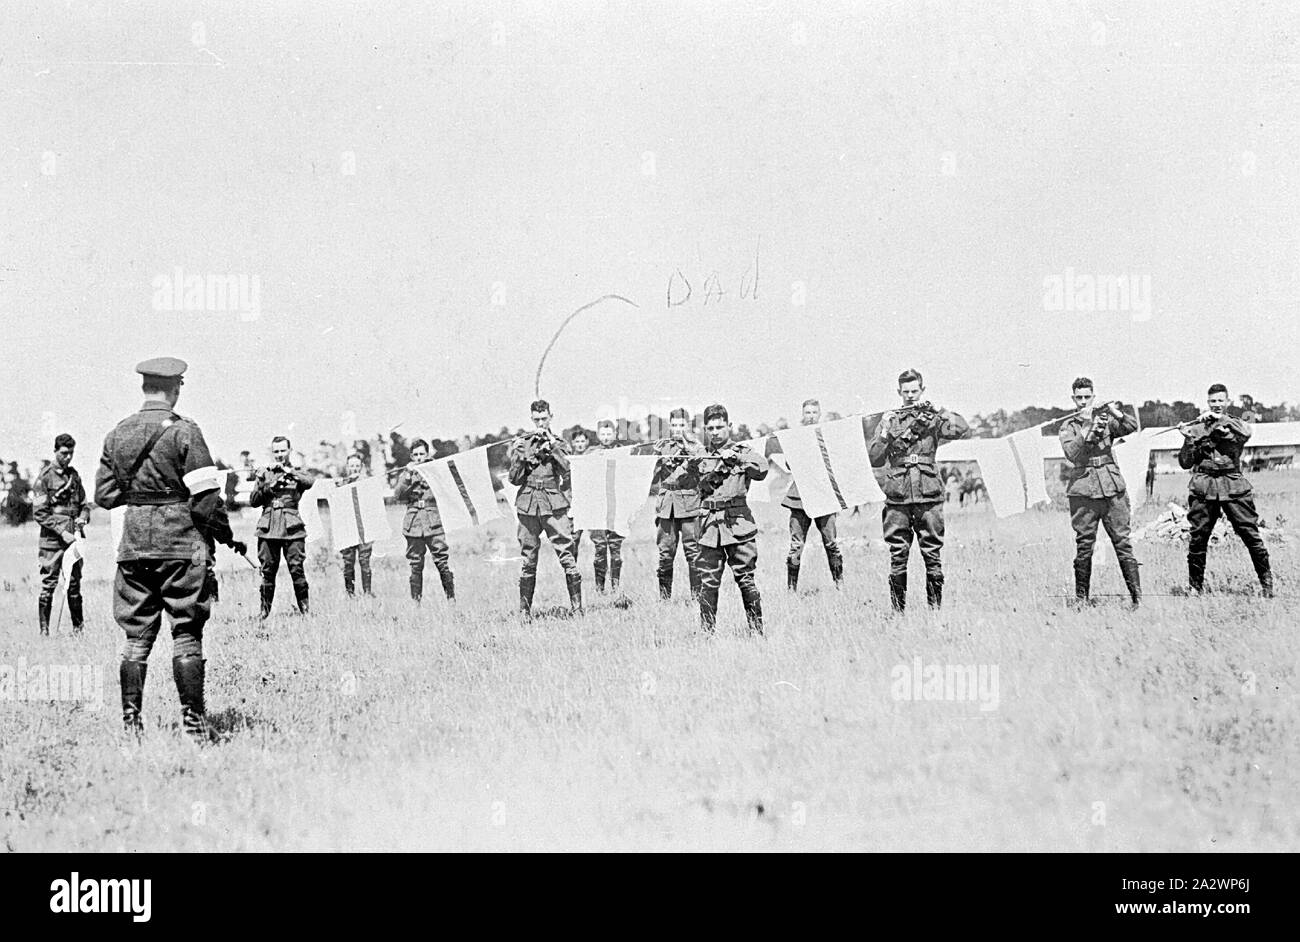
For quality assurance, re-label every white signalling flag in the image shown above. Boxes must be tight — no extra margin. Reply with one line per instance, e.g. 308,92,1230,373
300,479,332,544
569,454,659,537
1113,427,1158,509
110,505,126,555
775,417,885,517
967,428,1051,518
737,437,789,505
60,536,85,585
325,476,392,550
412,446,503,531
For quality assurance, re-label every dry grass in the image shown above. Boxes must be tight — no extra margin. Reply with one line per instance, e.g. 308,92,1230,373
1,473,1295,851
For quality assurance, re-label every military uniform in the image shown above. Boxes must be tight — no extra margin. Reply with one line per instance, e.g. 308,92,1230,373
782,474,843,591
1178,416,1272,596
507,430,581,615
588,440,626,592
338,472,375,597
393,467,454,601
651,435,704,599
95,356,230,740
868,406,970,610
1058,409,1142,605
32,461,90,634
250,465,314,616
696,441,767,633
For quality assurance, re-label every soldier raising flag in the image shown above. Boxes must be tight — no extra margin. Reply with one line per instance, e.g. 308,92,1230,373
1057,378,1142,608
507,399,582,618
1179,383,1273,597
869,369,971,611
250,436,314,617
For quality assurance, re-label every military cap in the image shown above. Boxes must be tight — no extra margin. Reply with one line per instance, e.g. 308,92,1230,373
134,356,188,380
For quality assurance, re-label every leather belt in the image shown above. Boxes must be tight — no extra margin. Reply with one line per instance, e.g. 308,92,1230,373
412,499,429,509
270,498,295,509
903,455,935,466
702,496,746,510
1198,466,1239,477
50,504,78,514
1086,456,1116,468
126,491,186,505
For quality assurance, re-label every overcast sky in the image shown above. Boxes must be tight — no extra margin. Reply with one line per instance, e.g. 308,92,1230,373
2,1,1296,467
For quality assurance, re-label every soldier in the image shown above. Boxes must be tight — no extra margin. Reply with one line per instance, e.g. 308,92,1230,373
1178,383,1273,597
507,399,581,617
250,436,314,617
588,419,626,593
695,403,767,633
783,398,844,591
651,407,704,600
569,429,593,569
868,369,971,611
338,453,375,597
95,357,232,741
1057,377,1142,607
32,433,90,635
392,439,455,602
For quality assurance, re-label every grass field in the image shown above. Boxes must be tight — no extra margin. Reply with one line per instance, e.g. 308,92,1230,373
1,472,1295,851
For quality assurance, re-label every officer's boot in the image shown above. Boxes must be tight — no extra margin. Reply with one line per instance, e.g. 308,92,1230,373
293,580,309,615
657,567,673,601
410,565,423,603
68,592,84,633
360,564,373,597
343,566,355,597
567,573,584,615
593,556,607,593
1073,558,1092,606
38,598,51,637
888,574,907,613
1250,548,1274,598
519,575,536,620
925,572,944,609
1187,553,1206,594
172,655,208,744
787,563,799,592
440,569,455,601
120,660,147,735
1260,569,1275,599
1120,559,1142,608
610,558,622,593
259,583,274,619
828,553,844,587
741,586,764,636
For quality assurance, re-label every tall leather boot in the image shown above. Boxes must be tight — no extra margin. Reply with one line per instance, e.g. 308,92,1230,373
888,574,907,612
293,580,309,615
440,569,455,601
593,555,607,593
658,568,673,600
925,572,944,609
1250,548,1274,598
1073,558,1092,605
1120,559,1142,608
741,588,764,635
68,593,84,633
410,566,423,602
38,598,52,636
1259,570,1274,599
259,583,274,619
519,575,536,619
120,660,147,734
828,553,844,587
610,558,622,593
787,564,799,592
1188,551,1206,593
173,655,208,744
567,573,584,615
343,566,355,597
360,564,372,596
